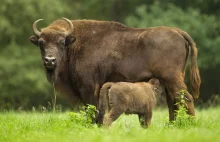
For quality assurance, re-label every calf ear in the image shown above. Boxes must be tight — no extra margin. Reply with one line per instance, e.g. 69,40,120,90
29,35,39,46
149,78,160,86
65,35,76,46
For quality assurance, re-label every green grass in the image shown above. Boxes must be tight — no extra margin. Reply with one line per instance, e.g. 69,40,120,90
0,107,220,142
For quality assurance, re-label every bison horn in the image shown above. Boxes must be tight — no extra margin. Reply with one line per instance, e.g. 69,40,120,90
62,18,74,36
33,19,43,37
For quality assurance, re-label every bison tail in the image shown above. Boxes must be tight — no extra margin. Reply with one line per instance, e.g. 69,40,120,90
176,29,201,99
98,83,113,123
189,42,201,99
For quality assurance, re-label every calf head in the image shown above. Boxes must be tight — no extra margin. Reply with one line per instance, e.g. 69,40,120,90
148,78,164,95
29,18,76,74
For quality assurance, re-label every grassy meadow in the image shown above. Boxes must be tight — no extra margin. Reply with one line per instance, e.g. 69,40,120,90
0,107,220,142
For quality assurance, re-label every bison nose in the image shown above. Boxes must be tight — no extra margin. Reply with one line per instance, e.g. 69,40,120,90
44,56,56,65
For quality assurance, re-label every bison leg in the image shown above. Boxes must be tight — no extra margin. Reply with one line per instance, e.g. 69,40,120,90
165,73,195,121
94,83,100,105
165,89,176,121
180,90,195,116
103,108,123,127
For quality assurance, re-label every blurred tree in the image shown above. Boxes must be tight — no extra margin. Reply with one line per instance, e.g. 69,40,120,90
66,0,220,23
158,0,220,16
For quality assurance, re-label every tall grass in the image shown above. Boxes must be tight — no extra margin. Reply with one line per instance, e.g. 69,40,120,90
0,107,220,142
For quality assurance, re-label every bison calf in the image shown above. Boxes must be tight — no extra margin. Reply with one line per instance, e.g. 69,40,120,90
97,78,163,128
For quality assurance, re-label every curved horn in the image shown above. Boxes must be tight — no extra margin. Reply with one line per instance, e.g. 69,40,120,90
33,19,43,37
62,18,74,36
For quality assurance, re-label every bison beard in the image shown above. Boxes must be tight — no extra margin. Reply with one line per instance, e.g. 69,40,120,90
29,18,201,121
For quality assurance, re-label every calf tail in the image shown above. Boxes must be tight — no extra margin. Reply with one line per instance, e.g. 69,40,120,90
97,83,113,124
175,28,201,99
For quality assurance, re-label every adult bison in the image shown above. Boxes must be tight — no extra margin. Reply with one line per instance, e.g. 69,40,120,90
29,18,201,121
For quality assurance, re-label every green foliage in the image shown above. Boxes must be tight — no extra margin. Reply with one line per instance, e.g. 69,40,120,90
1,108,220,142
167,90,198,128
175,90,189,116
68,104,97,127
83,104,97,123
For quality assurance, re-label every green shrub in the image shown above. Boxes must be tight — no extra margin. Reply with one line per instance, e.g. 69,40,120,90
68,104,97,127
167,90,199,128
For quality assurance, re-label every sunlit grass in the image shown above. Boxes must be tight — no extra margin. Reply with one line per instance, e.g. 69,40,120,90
0,107,220,142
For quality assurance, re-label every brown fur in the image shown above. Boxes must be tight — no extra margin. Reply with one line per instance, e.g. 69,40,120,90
29,19,201,121
97,79,163,128
174,28,201,99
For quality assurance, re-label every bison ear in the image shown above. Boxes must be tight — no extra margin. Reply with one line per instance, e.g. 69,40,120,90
65,35,76,46
29,35,39,46
149,78,160,86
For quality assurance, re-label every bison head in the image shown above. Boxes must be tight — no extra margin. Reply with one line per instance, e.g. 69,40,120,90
29,18,76,73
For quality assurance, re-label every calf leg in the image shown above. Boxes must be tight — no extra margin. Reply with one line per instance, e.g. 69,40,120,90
96,108,104,125
94,83,101,124
103,108,123,127
138,111,153,128
96,97,105,125
144,111,152,128
138,114,145,127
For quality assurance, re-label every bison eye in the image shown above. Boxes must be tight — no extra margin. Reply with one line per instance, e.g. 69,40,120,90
153,87,158,91
60,39,66,47
38,39,45,47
